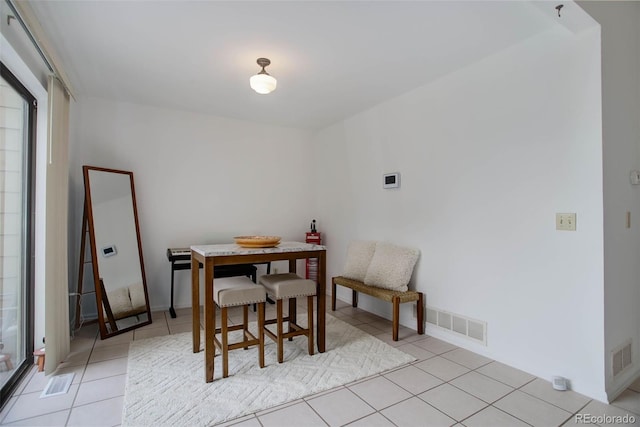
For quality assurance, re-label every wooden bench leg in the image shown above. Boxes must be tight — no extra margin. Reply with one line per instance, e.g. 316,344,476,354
352,290,358,308
417,293,424,335
392,296,400,341
331,279,337,311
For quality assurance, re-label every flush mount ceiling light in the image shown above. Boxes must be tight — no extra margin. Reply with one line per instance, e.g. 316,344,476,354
250,57,277,94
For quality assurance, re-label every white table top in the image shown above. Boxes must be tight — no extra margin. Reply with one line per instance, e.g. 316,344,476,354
191,241,326,257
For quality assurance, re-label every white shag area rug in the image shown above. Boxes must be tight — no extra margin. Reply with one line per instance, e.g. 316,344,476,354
122,314,415,426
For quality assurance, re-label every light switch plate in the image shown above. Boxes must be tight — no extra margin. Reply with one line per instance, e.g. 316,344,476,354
556,213,576,231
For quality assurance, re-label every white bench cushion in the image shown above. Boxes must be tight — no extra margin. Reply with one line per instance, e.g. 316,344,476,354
342,240,377,282
364,242,419,291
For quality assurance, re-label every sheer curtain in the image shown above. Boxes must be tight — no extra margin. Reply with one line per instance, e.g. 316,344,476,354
44,75,70,373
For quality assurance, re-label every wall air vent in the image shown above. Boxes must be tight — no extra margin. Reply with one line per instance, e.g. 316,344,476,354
426,306,487,345
612,340,632,378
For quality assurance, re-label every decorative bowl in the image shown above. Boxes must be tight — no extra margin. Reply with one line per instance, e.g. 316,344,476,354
233,236,281,248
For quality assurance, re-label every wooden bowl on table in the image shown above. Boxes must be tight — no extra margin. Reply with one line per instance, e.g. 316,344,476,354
234,236,281,248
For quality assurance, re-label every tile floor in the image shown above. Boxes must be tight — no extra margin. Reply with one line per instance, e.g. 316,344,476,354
1,296,639,427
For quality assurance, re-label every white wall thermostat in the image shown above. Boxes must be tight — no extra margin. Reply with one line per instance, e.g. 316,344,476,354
101,245,117,258
383,172,400,189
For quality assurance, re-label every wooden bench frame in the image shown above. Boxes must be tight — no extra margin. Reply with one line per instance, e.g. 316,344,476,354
331,276,424,341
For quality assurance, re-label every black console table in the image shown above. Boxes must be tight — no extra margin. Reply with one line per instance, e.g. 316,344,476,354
167,248,269,318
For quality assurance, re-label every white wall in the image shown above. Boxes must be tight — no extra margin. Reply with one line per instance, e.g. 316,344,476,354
68,98,315,315
313,26,606,400
578,1,640,401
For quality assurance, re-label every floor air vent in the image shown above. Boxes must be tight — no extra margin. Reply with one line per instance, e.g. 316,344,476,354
612,340,632,378
40,373,74,398
426,306,487,345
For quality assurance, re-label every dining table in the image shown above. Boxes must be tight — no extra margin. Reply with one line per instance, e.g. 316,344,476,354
191,241,327,382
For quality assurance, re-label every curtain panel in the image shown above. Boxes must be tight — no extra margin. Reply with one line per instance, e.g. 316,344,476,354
44,75,70,373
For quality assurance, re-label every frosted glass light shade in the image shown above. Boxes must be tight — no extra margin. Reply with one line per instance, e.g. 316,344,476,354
250,73,277,94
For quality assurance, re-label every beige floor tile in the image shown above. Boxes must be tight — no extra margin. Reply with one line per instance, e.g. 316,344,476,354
494,390,572,427
93,331,133,348
214,413,259,427
462,406,530,427
373,332,404,347
21,370,54,395
383,365,443,394
2,384,79,424
449,371,513,403
376,326,422,343
520,378,591,413
222,416,262,427
412,336,458,354
355,323,384,335
418,383,488,421
58,348,93,369
66,396,123,427
611,389,640,415
133,326,170,340
348,376,412,410
396,343,436,361
0,409,69,426
440,348,492,369
346,412,396,427
166,313,192,326
381,397,455,427
415,356,470,381
307,388,375,426
257,401,327,427
255,399,304,417
88,343,130,363
577,400,640,427
476,361,535,388
10,367,35,396
169,322,193,334
73,374,126,407
68,336,96,353
630,377,640,393
82,357,128,382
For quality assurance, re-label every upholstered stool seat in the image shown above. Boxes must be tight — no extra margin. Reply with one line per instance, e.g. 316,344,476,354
259,273,316,363
213,276,266,378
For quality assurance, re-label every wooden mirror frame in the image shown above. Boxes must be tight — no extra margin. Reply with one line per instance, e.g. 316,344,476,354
81,165,152,339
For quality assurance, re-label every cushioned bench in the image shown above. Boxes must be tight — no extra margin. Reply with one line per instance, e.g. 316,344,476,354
331,241,425,341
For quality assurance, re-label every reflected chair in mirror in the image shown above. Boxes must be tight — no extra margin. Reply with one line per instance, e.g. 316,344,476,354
100,279,149,332
213,276,267,378
258,273,316,363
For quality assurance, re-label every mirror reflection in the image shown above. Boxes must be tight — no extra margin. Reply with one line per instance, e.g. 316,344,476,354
82,166,151,338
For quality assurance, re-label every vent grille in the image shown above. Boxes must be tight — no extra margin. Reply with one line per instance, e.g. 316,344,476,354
612,340,632,378
40,373,74,398
426,306,487,345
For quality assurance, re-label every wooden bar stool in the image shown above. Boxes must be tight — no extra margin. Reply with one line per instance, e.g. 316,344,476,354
213,276,266,378
258,273,316,363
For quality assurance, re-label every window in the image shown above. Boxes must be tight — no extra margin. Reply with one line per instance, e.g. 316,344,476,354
0,62,36,405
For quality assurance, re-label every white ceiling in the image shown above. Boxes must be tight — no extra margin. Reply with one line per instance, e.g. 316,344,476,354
26,0,559,130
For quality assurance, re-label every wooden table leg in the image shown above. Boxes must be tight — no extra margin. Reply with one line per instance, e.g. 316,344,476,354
191,254,200,353
288,259,297,334
204,259,216,382
317,250,326,353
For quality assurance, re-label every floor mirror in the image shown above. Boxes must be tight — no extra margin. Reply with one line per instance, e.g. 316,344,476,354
78,166,152,339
